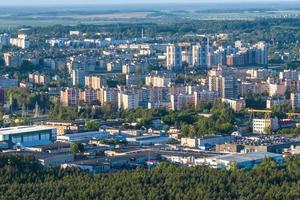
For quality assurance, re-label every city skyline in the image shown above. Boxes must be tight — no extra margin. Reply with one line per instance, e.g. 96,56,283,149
0,0,299,199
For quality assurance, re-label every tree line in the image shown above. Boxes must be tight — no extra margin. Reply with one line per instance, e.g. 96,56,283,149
0,154,299,200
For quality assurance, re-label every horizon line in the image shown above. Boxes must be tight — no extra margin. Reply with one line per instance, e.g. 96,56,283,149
0,1,299,7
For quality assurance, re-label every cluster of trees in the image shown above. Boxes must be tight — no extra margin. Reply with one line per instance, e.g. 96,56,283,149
119,102,234,135
107,74,126,87
49,101,236,136
49,103,118,121
181,103,235,137
0,60,41,80
245,93,267,109
70,143,85,154
271,104,292,119
6,88,52,113
0,154,299,200
277,126,300,136
49,105,78,121
85,120,100,131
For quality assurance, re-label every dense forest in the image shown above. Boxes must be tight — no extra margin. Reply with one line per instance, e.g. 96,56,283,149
0,154,299,200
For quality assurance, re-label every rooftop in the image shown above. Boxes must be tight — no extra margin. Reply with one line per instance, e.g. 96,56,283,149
26,142,70,151
0,126,55,136
219,152,282,163
234,135,299,146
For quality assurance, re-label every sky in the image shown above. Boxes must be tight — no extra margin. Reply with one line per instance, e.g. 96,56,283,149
1,0,298,6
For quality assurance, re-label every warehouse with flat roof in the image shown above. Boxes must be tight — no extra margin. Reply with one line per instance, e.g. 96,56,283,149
56,131,109,142
195,152,283,169
0,126,57,148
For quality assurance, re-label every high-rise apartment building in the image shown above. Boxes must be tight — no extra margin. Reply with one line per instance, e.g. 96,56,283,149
85,75,107,90
253,41,268,65
166,44,182,71
72,68,85,87
3,53,22,67
209,75,238,99
98,87,118,106
192,38,209,68
80,88,98,105
118,91,139,110
290,93,300,111
171,93,195,111
10,33,30,49
60,88,80,107
145,74,174,87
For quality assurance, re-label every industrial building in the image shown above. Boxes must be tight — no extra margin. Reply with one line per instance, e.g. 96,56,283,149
37,153,74,167
181,135,234,149
195,152,283,169
216,135,300,153
56,131,110,142
0,126,57,148
62,151,160,173
126,135,171,146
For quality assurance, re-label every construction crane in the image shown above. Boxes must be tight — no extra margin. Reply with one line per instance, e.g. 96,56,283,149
286,113,300,119
247,109,300,120
247,109,272,120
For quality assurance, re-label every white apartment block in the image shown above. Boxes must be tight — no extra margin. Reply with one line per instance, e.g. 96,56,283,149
253,118,279,134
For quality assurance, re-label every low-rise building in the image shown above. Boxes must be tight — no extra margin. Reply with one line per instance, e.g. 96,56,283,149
57,131,109,142
36,121,85,136
181,135,234,149
197,135,234,149
38,153,74,167
0,126,57,148
181,138,198,148
26,142,71,153
195,152,284,169
0,77,18,89
62,160,111,173
0,141,8,149
216,135,300,153
253,118,279,134
126,135,170,146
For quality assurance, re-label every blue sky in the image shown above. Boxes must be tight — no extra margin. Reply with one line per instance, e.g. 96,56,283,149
1,0,297,6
